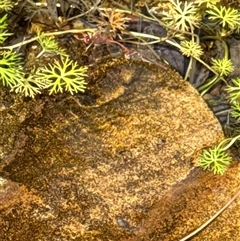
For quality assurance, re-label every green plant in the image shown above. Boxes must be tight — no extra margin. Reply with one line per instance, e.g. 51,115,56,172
199,145,231,175
211,58,234,76
154,2,238,86
196,0,220,8
0,50,24,87
0,9,92,98
196,42,234,94
225,78,240,121
0,8,26,90
163,0,201,32
180,40,203,58
35,56,88,95
142,0,238,85
226,78,240,102
0,0,14,11
11,74,45,98
198,135,240,174
206,5,240,30
230,103,240,121
2,52,88,98
36,31,66,58
0,14,12,44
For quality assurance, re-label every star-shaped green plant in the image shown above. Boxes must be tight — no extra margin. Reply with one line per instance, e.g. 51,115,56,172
36,56,88,95
199,135,240,174
199,145,231,175
211,58,234,76
10,56,89,98
180,40,203,58
206,5,240,30
164,0,201,32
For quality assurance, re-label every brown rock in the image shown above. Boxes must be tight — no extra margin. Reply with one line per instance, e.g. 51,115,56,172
0,59,224,240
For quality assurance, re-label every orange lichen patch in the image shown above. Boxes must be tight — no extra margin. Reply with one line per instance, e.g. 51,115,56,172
0,178,46,219
0,178,23,209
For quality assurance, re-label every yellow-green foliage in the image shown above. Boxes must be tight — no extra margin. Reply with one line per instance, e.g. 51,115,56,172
0,6,88,98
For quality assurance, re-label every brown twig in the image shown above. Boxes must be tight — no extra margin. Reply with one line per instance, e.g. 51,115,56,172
180,186,240,241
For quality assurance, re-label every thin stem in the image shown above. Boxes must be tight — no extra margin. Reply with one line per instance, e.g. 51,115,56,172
197,75,220,96
64,0,102,22
0,28,96,50
184,26,196,81
184,55,193,81
222,134,240,151
180,186,240,241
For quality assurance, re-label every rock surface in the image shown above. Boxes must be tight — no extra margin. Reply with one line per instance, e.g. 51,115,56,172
0,58,226,240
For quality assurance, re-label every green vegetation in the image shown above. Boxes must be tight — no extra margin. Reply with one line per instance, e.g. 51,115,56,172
0,1,88,98
1,0,240,174
199,135,240,174
36,31,67,58
131,0,240,174
0,50,24,87
35,56,87,95
0,14,11,43
0,0,14,11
